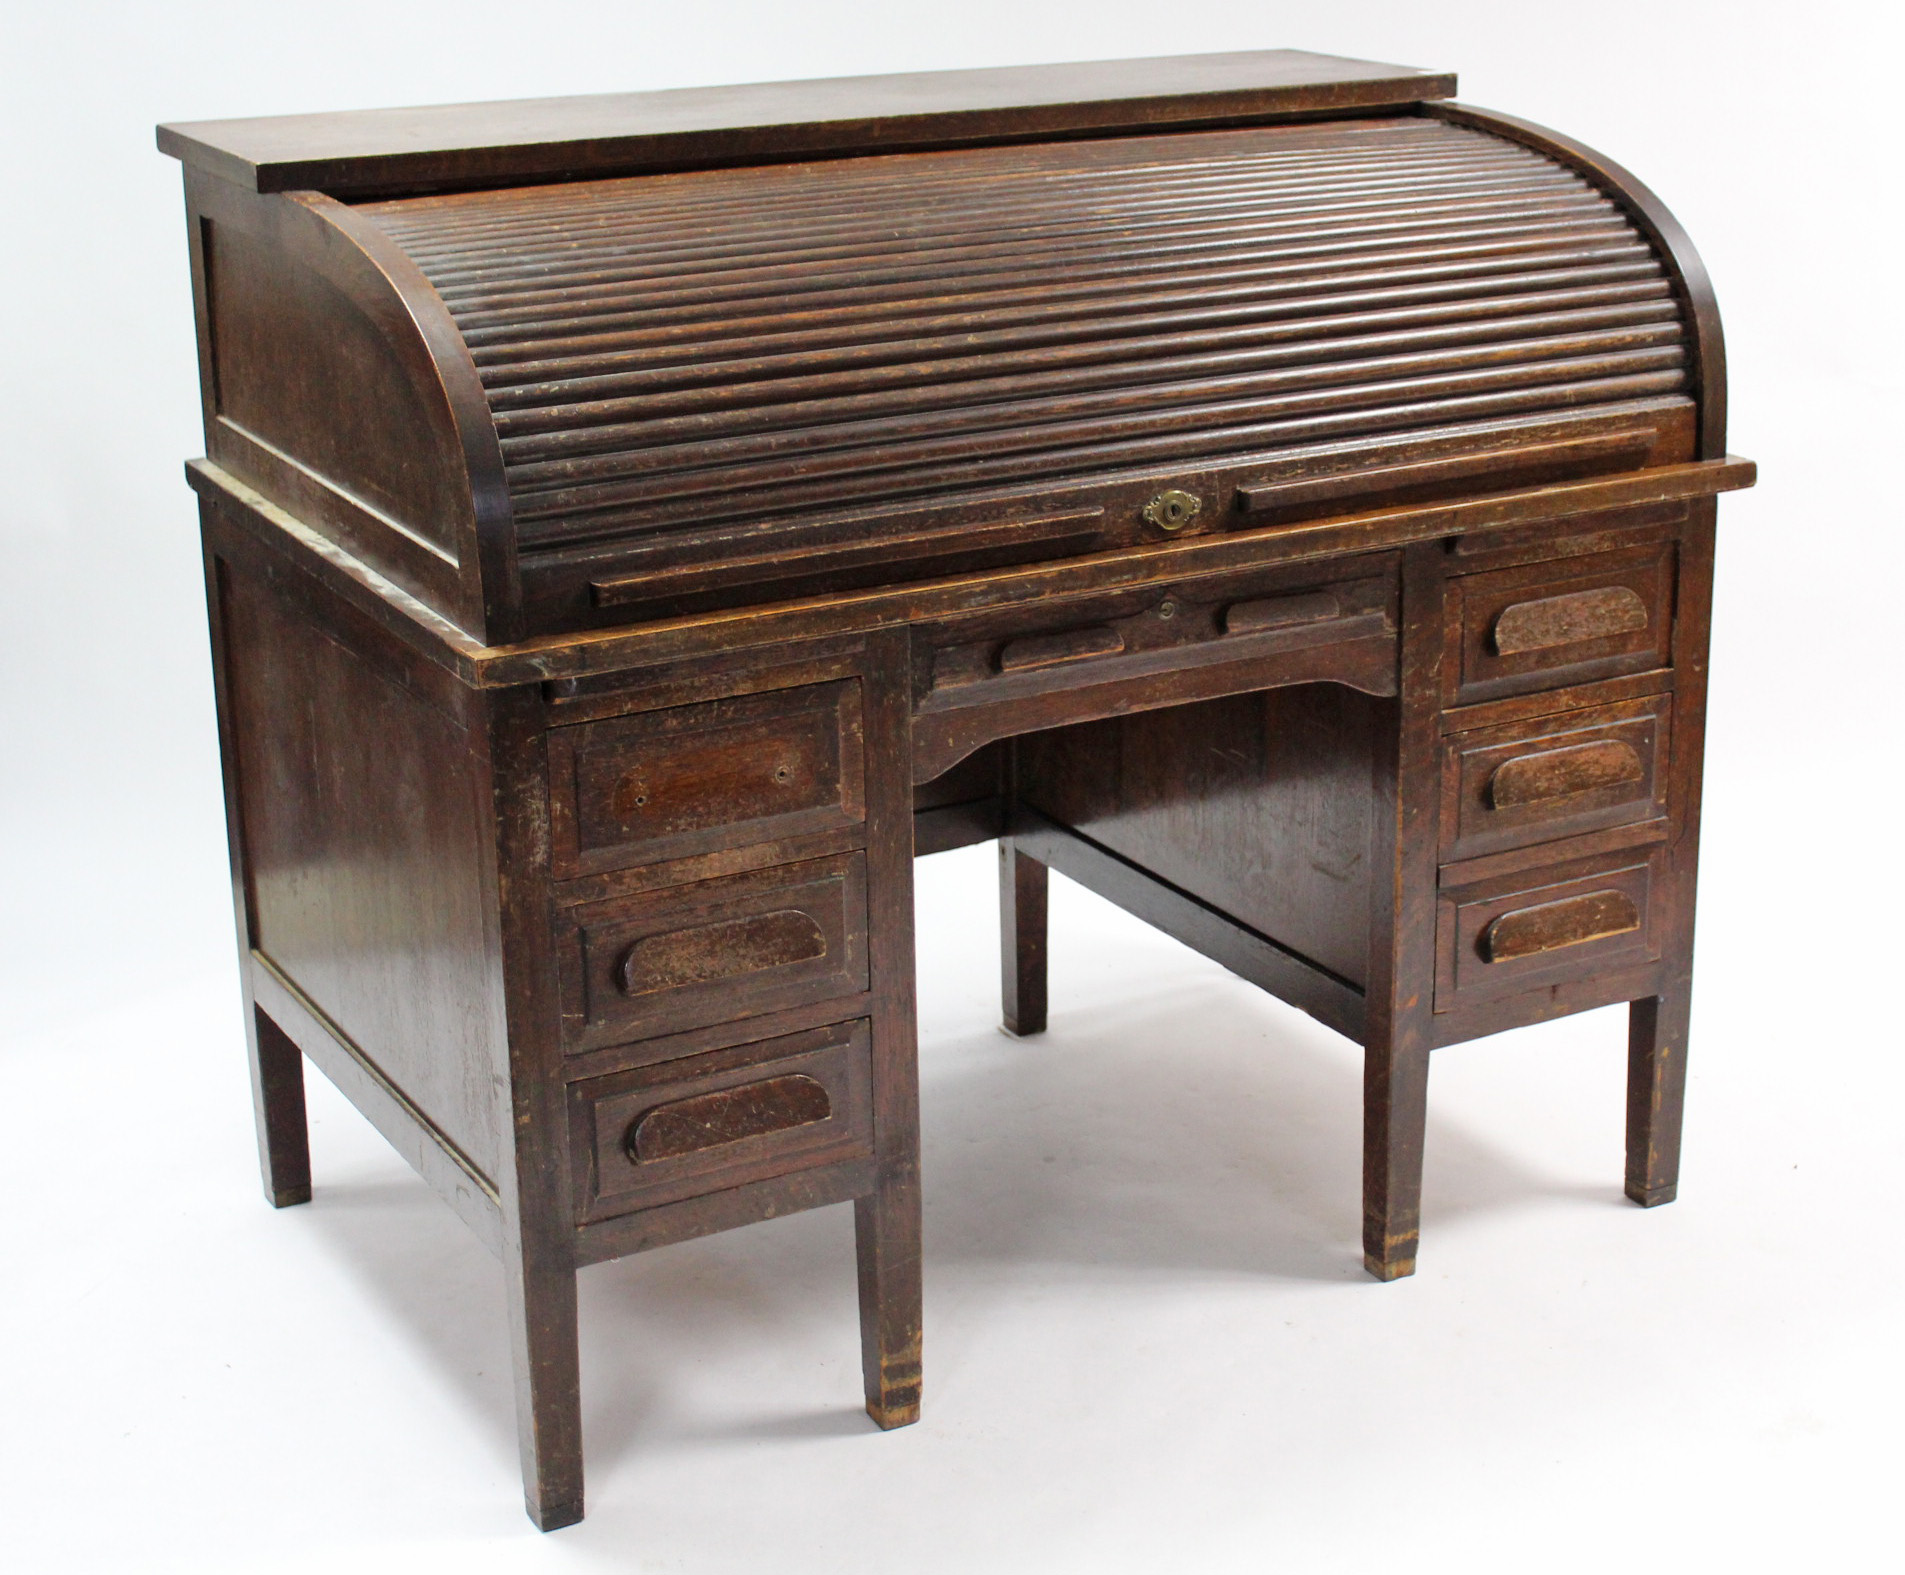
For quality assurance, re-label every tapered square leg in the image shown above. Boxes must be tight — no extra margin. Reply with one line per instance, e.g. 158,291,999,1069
1360,543,1444,1283
999,839,1049,1037
504,1238,583,1531
1362,1032,1431,1281
855,1186,922,1429
249,1007,312,1208
1626,990,1690,1207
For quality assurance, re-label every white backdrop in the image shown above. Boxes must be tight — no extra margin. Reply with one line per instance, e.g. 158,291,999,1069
4,3,1901,1571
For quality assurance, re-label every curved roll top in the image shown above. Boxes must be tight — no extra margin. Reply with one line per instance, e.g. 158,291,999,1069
178,73,1741,644
360,117,1694,568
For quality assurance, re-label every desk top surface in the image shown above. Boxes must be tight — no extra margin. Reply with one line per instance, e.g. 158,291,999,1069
156,50,1455,196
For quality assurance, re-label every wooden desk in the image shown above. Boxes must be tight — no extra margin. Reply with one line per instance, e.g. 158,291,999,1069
162,51,1754,1530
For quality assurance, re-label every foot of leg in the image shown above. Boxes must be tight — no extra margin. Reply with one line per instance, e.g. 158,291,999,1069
1362,1034,1431,1282
1626,990,1690,1207
854,1188,922,1429
505,1240,583,1531
250,1007,312,1208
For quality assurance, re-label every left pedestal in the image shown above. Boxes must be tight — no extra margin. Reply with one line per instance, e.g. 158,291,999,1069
202,500,922,1529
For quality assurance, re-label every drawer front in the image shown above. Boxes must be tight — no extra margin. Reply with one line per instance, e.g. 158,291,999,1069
1435,850,1663,1012
1447,544,1674,705
1440,694,1671,862
910,563,1398,781
548,680,865,877
558,854,868,1050
569,1020,874,1223
923,571,1394,702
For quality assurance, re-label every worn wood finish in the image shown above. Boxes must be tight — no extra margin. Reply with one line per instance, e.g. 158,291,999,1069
1483,886,1642,961
547,679,866,877
556,854,868,1049
1446,541,1675,704
570,1021,873,1221
1489,739,1644,806
1441,692,1669,861
632,1074,833,1161
186,452,1751,689
168,52,1750,1530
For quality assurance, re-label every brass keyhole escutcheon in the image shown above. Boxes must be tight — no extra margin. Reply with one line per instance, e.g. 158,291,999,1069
1142,490,1203,531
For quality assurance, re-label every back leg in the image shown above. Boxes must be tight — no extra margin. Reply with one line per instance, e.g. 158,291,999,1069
999,839,1049,1037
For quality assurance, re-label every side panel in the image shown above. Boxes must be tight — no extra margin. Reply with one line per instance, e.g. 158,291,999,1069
216,540,508,1184
187,171,513,639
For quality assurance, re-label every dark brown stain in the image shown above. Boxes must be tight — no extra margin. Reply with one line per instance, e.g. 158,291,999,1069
170,53,1752,1530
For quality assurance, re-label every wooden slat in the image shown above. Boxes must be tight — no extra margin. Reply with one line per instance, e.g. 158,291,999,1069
341,118,1692,562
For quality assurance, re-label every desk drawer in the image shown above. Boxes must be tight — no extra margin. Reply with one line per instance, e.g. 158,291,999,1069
558,854,869,1050
924,571,1392,697
548,680,865,877
911,563,1397,781
569,1020,874,1223
1440,694,1671,862
1435,848,1663,1012
1446,544,1674,705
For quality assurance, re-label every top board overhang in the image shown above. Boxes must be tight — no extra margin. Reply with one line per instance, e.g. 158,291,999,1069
156,49,1456,197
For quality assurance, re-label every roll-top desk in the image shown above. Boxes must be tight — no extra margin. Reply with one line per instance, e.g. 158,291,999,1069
158,50,1755,1530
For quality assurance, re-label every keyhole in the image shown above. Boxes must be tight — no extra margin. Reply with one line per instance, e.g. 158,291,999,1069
1158,599,1178,620
774,766,791,783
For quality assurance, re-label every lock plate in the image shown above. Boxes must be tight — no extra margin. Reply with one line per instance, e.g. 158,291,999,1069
1142,489,1203,531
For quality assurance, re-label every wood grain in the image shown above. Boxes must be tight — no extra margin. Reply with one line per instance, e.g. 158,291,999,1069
159,50,1457,194
172,55,1752,1530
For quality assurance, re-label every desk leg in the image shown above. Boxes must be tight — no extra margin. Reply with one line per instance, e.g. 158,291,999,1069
1363,541,1443,1282
250,1006,312,1208
487,684,585,1530
999,839,1049,1037
1627,504,1710,1210
858,627,923,1429
1362,1032,1431,1280
1626,988,1689,1206
856,1185,922,1428
504,1233,583,1530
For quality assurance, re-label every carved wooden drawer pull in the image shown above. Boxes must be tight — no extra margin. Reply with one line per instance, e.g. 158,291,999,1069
626,1075,832,1163
619,909,826,995
1488,740,1645,809
1222,590,1341,634
997,625,1125,673
1493,585,1648,655
1482,889,1640,963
